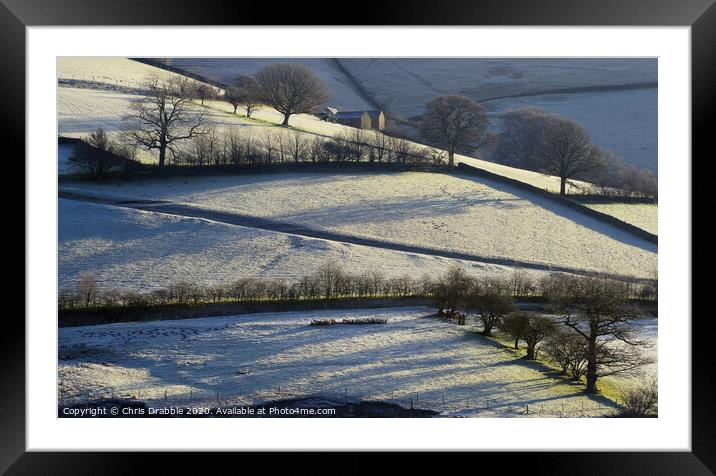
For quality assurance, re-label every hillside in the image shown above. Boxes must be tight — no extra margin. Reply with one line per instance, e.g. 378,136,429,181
163,57,658,175
59,198,524,292
60,171,657,280
56,58,588,194
57,57,657,237
58,306,625,417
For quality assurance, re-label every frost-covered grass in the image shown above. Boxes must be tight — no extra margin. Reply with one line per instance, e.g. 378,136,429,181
57,57,209,89
62,171,657,279
161,58,371,111
58,306,622,417
599,317,658,398
582,202,658,236
59,198,525,292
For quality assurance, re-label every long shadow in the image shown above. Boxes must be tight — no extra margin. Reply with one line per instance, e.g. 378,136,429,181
59,310,623,413
59,192,642,280
448,171,656,253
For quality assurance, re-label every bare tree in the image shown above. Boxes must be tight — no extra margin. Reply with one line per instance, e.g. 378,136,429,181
123,76,206,167
77,272,98,308
69,128,121,179
193,82,213,105
494,107,559,169
545,328,590,379
509,268,534,298
465,289,515,336
432,266,473,318
500,312,528,349
546,275,652,393
261,130,279,164
316,260,345,299
620,165,658,199
501,312,557,360
255,63,330,126
224,86,243,115
225,75,261,117
620,380,658,417
370,130,390,163
417,95,491,167
537,118,605,195
286,130,308,163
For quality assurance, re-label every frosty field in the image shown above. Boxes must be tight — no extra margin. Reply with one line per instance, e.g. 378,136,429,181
61,171,657,279
583,202,658,236
59,198,523,292
58,307,628,417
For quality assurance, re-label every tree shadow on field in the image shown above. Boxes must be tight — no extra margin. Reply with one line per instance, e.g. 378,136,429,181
449,171,657,253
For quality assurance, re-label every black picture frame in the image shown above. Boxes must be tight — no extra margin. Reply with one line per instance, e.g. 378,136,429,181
5,0,710,472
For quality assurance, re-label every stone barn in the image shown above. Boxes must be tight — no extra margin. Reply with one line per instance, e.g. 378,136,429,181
334,110,385,131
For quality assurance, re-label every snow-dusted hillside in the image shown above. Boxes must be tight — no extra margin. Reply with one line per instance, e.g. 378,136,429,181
58,57,213,89
58,306,625,417
165,58,658,174
57,58,593,193
161,58,372,111
60,171,657,279
59,198,525,292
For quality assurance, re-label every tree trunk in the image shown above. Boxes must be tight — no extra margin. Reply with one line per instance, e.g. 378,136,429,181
514,338,519,349
560,177,567,196
282,113,290,126
585,336,598,393
233,105,238,114
525,342,535,360
158,145,166,167
447,149,455,167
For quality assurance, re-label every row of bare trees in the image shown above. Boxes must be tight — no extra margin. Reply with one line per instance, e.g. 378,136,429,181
167,126,447,167
431,266,655,395
59,262,431,311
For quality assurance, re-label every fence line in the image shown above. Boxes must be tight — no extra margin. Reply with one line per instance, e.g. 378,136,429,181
59,379,621,417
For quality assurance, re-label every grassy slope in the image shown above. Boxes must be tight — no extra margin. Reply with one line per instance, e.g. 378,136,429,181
59,198,522,292
57,58,657,241
61,171,657,279
58,306,620,417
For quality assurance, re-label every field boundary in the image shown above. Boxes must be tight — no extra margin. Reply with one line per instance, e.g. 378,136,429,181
58,297,432,327
457,163,658,245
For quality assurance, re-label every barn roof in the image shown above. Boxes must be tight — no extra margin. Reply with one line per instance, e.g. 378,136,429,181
335,110,382,119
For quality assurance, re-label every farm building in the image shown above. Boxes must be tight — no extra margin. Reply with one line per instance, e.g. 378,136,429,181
332,110,385,131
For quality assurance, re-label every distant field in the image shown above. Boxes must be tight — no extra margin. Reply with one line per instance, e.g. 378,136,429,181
60,171,657,279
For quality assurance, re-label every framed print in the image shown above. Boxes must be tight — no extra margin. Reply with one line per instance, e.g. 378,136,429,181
6,0,712,472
